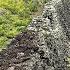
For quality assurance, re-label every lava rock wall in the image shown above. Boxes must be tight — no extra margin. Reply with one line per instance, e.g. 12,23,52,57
56,0,70,40
0,0,70,70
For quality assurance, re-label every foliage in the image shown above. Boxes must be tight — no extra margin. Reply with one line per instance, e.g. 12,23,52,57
0,0,48,48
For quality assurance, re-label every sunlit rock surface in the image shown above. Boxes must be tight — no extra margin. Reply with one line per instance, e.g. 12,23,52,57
0,0,70,70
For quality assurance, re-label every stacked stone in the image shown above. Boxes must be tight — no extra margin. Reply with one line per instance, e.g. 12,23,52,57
0,0,70,70
27,0,70,69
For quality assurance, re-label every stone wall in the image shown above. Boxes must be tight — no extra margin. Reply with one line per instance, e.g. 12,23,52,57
56,0,70,40
0,0,70,70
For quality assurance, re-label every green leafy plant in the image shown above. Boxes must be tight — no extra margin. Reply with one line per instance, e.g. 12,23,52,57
0,0,48,49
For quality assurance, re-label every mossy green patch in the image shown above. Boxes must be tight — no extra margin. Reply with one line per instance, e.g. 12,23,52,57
0,0,48,48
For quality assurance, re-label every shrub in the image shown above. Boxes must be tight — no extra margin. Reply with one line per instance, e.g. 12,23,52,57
0,0,48,48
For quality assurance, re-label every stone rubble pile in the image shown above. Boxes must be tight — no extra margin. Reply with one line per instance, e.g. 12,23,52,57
0,0,70,70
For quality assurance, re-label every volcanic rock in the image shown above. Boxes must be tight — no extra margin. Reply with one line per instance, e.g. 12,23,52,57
0,0,70,70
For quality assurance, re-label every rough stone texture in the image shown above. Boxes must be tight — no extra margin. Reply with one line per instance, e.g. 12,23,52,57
0,0,70,70
55,0,70,40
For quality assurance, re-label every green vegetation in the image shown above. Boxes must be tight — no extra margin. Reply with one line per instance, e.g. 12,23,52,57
0,0,48,49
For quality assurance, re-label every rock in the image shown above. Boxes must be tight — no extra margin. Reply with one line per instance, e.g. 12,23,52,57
55,0,70,40
7,66,15,70
0,0,70,70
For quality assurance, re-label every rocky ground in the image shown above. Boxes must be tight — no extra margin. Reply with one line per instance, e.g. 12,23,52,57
0,0,70,70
